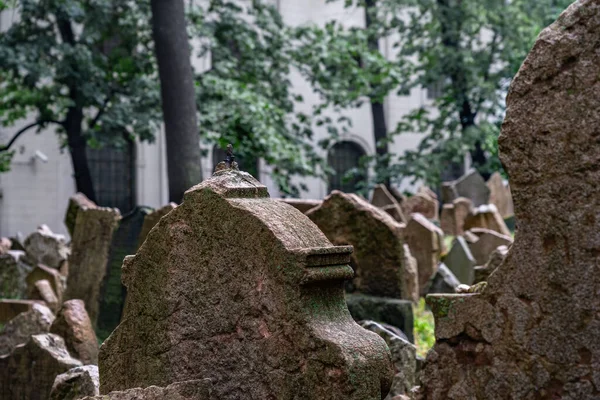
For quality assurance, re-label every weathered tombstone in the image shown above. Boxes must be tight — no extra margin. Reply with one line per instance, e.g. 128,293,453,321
23,225,70,269
404,213,444,295
64,198,121,327
454,170,490,207
0,299,42,324
65,193,98,236
97,206,151,340
307,190,417,301
0,250,31,298
136,203,177,251
0,333,82,399
443,237,476,285
419,3,600,397
30,279,59,312
26,264,65,304
439,204,455,236
403,193,439,221
81,379,212,400
467,229,513,265
99,169,394,399
464,204,511,237
51,365,100,400
473,245,509,284
50,300,98,365
276,198,322,214
0,302,55,356
371,184,407,223
486,172,514,218
424,263,460,294
360,321,416,400
452,197,473,236
345,293,415,343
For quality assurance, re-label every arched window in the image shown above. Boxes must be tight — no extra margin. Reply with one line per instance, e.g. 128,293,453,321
212,145,260,179
327,141,367,193
87,140,135,213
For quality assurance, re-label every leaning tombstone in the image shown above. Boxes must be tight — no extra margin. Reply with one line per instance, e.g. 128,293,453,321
64,199,120,327
0,250,31,298
50,300,98,365
418,4,600,397
27,263,65,304
99,167,394,399
371,184,407,223
443,236,477,285
136,203,177,251
404,213,444,295
307,191,417,301
97,206,151,340
24,225,70,269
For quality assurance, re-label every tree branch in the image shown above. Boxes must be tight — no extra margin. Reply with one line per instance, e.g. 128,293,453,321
0,119,64,152
88,94,112,131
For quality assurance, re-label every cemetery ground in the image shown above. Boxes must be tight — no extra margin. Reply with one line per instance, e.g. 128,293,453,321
1,0,600,398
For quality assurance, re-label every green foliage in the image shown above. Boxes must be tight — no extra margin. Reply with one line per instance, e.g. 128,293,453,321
0,0,162,169
190,0,325,196
414,297,435,358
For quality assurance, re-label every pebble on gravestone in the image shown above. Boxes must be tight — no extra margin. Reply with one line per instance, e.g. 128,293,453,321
345,293,415,343
418,3,600,397
97,206,151,341
0,302,55,356
99,168,394,399
31,279,59,313
464,204,512,237
439,204,455,236
473,245,509,284
0,333,82,400
51,365,100,400
424,263,460,295
403,193,439,221
444,236,477,285
452,197,473,236
360,321,417,399
64,201,120,327
0,250,31,299
50,300,98,365
23,225,70,269
26,264,65,304
276,198,322,214
404,213,444,295
487,172,514,219
307,190,416,300
467,229,512,265
136,203,177,251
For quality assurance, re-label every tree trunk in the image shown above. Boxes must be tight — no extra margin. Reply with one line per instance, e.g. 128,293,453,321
150,0,203,204
66,107,97,202
365,0,390,187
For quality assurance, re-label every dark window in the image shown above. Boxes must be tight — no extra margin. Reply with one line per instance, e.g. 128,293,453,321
87,141,135,213
212,145,260,179
327,141,367,193
426,79,444,100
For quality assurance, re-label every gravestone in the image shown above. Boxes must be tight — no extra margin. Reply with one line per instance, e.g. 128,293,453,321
97,206,151,340
136,203,177,251
50,300,98,365
486,172,514,218
452,197,473,236
444,237,476,285
464,204,511,237
403,193,438,221
65,193,98,236
439,204,455,236
473,245,509,284
0,250,31,298
99,169,394,399
26,264,65,304
51,365,100,400
418,3,600,398
276,198,322,214
30,279,59,312
0,302,55,356
64,196,121,327
307,190,417,301
467,229,512,265
404,214,444,295
424,263,460,294
23,225,70,270
371,184,406,224
0,333,82,399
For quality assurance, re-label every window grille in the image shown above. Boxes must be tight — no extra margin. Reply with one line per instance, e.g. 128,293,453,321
327,141,367,193
87,141,135,213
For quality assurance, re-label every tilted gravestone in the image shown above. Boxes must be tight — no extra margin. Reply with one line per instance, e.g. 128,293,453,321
444,236,477,285
64,195,121,327
418,3,600,398
307,190,417,301
99,169,394,399
404,213,444,295
371,184,406,223
97,206,152,341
